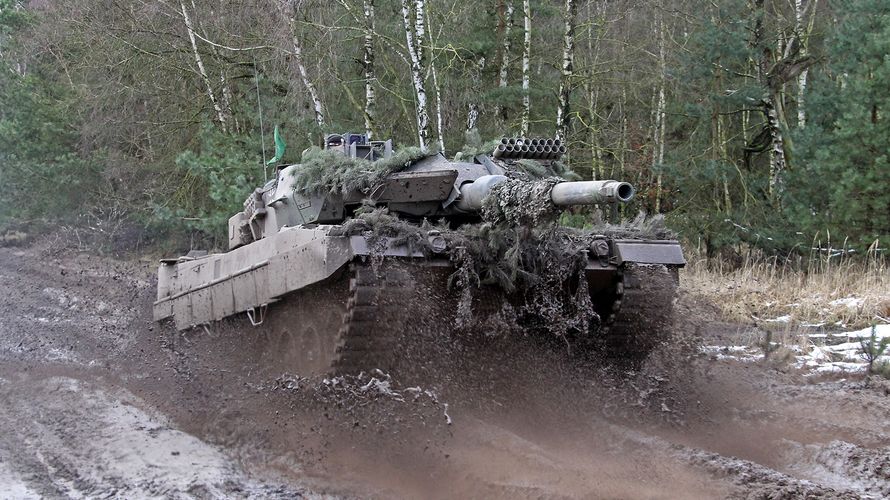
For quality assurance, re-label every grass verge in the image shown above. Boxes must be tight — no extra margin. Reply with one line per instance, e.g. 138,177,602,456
681,241,888,330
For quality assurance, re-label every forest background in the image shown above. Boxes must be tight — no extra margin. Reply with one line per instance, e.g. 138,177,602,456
0,0,887,258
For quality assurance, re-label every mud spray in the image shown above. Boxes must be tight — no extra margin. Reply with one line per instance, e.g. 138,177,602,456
2,229,889,497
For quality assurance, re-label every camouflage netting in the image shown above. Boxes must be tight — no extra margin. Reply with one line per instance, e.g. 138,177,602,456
326,149,673,341
342,202,672,341
481,177,563,226
511,159,582,181
291,146,430,196
583,211,675,240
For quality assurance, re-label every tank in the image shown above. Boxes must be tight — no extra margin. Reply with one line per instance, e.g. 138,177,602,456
154,133,685,374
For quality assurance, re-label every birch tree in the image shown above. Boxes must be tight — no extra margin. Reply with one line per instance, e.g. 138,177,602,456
749,0,814,198
286,2,326,128
363,0,376,138
180,0,228,133
520,0,531,136
494,1,514,123
401,0,431,149
426,1,444,151
555,0,578,140
466,55,485,132
651,5,667,212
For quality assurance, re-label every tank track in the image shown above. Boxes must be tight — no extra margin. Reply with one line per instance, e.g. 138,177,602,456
332,263,412,374
252,261,415,376
597,263,678,362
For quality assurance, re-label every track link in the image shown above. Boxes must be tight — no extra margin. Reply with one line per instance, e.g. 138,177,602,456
597,263,678,362
333,263,413,374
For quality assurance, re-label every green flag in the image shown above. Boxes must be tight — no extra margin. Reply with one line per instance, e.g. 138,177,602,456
265,125,286,166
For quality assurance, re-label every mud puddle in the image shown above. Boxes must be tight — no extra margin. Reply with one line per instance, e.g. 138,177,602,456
1,240,889,498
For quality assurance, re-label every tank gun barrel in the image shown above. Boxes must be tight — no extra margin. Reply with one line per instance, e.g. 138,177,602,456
550,180,635,205
455,176,635,212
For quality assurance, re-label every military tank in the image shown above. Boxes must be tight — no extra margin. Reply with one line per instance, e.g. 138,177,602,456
154,134,685,374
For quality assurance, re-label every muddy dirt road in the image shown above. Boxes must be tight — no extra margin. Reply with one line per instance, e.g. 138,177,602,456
1,239,888,498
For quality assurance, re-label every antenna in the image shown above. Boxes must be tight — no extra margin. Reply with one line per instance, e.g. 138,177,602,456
254,57,267,182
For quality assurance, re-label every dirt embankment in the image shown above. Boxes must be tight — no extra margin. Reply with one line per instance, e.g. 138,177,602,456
0,238,888,498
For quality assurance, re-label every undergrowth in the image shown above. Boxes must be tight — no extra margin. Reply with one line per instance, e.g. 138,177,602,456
682,240,889,329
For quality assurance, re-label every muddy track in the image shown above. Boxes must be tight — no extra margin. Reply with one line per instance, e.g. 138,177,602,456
1,240,889,498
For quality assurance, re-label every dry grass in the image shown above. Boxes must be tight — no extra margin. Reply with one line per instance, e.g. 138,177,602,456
682,240,889,329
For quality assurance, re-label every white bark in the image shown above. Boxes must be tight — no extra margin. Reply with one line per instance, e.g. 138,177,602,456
765,97,787,197
401,0,431,149
188,0,236,132
520,0,531,136
291,35,325,128
425,0,444,151
555,0,578,140
652,7,667,212
180,0,227,133
467,55,486,132
585,0,605,180
363,0,376,138
431,61,445,151
493,2,514,123
498,3,515,89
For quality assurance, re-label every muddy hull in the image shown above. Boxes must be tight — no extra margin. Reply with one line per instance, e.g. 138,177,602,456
154,225,685,373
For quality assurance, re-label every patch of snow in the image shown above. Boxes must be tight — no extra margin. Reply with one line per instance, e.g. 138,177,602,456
708,324,890,376
841,324,890,340
764,315,793,323
829,297,864,309
0,460,40,499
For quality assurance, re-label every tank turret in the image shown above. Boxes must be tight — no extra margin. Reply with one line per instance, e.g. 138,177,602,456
227,134,636,250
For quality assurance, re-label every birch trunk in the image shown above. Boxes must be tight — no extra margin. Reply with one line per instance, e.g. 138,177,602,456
494,2,514,123
430,56,445,151
585,1,605,180
498,3,514,89
466,56,485,132
652,7,667,212
187,0,236,132
180,0,227,133
520,0,531,136
291,35,325,128
401,0,431,149
555,0,578,141
363,0,376,138
751,0,787,199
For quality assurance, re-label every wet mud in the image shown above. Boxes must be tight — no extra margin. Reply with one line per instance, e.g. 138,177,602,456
1,237,888,498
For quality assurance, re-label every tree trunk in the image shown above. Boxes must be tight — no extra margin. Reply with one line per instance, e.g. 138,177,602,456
180,0,227,133
495,2,514,123
290,35,326,129
795,0,818,127
466,56,485,132
555,0,578,141
430,57,445,151
520,0,531,136
584,1,605,180
751,0,787,199
652,6,666,212
363,0,376,138
401,0,431,149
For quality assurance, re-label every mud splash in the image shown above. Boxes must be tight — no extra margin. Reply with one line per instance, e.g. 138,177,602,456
2,239,890,499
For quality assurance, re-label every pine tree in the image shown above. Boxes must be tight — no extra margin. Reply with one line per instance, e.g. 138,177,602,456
789,0,890,246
